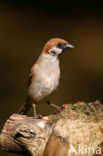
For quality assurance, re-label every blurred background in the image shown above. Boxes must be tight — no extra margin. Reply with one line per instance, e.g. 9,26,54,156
0,0,103,155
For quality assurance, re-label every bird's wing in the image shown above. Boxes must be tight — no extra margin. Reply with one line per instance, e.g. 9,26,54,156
27,55,41,87
27,64,37,87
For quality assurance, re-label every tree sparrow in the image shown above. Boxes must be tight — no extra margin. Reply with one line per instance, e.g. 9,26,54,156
18,38,74,117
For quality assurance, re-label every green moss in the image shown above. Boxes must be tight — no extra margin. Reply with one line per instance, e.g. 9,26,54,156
50,101,103,123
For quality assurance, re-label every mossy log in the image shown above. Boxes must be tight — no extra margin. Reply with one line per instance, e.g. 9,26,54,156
0,101,103,156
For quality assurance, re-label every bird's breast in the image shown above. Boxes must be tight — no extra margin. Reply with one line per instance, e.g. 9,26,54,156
28,57,60,103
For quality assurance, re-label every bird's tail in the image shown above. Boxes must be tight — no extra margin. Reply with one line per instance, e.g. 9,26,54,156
17,96,31,115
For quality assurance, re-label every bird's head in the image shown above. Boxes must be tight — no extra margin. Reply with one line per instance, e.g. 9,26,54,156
42,38,74,57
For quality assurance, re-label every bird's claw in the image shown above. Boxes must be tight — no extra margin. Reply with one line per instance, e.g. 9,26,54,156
34,114,43,119
54,105,65,113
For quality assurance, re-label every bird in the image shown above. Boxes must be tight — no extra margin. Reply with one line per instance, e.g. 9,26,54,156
18,38,74,117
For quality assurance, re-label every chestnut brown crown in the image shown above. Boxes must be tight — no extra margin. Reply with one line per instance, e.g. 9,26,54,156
42,38,68,54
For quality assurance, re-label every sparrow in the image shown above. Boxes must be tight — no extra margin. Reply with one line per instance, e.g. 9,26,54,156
18,38,74,117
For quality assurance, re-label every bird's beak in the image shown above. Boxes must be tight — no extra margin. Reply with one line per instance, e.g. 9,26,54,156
62,43,74,51
65,43,74,49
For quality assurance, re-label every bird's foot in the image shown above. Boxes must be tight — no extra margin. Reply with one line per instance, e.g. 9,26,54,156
34,114,43,119
54,105,65,113
47,101,64,113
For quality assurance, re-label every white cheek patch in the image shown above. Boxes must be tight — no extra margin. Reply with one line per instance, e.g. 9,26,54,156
48,46,62,55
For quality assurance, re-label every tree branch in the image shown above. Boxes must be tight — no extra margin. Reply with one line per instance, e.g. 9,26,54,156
0,101,103,156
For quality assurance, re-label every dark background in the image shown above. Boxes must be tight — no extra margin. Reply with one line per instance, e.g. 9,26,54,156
0,1,103,155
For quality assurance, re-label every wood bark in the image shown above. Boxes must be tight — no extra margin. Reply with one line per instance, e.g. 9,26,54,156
0,101,103,156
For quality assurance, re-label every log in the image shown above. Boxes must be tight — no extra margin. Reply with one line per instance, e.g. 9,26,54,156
0,101,103,156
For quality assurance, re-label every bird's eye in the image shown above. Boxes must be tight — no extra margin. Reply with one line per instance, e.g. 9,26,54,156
57,43,62,48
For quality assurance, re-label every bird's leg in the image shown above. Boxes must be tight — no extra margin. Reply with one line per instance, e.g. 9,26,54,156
32,104,43,119
32,103,37,118
47,100,61,111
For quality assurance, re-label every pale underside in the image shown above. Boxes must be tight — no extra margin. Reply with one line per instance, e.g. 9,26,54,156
28,53,60,104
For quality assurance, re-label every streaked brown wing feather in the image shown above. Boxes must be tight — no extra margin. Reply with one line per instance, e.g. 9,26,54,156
27,63,39,87
27,64,35,87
